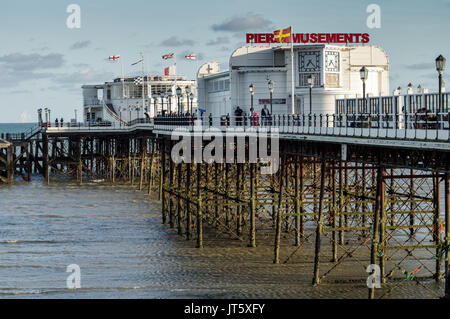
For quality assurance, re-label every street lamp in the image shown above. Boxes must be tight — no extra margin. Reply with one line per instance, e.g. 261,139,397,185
176,86,182,115
189,93,194,115
128,105,132,123
436,55,446,114
167,89,173,114
152,93,158,116
44,108,48,126
38,108,42,125
360,66,368,114
185,86,191,115
160,91,165,114
307,74,315,114
249,83,254,111
268,80,274,114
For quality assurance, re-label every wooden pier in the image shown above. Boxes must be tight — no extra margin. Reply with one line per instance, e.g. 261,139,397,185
2,119,450,299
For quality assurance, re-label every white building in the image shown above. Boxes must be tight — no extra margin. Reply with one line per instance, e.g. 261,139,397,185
82,75,197,123
197,44,390,116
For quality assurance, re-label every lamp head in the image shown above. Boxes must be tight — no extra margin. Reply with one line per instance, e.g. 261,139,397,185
360,66,368,81
436,55,446,74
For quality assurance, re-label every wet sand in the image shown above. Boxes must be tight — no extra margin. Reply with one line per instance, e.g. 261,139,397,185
0,178,444,298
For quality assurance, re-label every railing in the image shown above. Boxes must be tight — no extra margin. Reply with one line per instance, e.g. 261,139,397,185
336,93,450,115
153,113,450,142
1,124,41,142
9,112,450,143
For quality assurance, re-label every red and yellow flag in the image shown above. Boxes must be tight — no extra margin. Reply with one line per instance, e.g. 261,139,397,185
274,27,292,43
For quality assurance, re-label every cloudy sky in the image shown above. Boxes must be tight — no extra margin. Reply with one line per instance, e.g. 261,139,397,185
1,0,450,122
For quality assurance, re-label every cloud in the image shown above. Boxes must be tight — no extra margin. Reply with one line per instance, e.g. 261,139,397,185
0,52,64,71
206,37,229,46
10,89,31,94
54,67,114,88
211,13,272,32
404,62,434,71
160,36,195,47
70,40,91,50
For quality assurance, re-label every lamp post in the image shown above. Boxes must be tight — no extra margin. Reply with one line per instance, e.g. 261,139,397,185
268,80,274,114
249,83,254,112
436,55,446,114
360,66,368,114
152,93,158,116
189,93,194,115
307,74,315,114
168,90,173,114
136,102,140,120
160,91,165,114
186,86,191,115
127,106,131,124
176,86,182,115
38,108,42,126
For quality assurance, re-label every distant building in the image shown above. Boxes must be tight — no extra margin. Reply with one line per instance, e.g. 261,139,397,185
197,44,390,116
82,75,197,123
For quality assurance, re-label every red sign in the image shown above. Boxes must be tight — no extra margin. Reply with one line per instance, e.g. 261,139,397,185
246,32,370,44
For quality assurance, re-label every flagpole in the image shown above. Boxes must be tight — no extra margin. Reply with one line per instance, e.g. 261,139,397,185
141,52,145,118
290,27,295,114
121,57,125,99
174,53,177,114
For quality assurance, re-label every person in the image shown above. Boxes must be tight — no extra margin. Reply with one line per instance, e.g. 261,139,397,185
55,118,59,127
234,106,243,126
261,105,270,126
250,107,259,126
60,118,64,127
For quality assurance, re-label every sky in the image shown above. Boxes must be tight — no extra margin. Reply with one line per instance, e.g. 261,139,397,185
1,0,450,122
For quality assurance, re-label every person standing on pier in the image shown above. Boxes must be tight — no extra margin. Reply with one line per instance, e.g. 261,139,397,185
234,106,243,126
250,107,259,126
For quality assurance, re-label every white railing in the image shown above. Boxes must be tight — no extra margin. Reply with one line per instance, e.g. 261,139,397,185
153,113,450,142
32,112,450,143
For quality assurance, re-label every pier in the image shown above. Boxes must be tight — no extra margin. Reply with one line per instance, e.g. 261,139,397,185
2,108,450,299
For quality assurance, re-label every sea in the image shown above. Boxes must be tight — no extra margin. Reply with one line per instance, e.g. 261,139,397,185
0,123,443,299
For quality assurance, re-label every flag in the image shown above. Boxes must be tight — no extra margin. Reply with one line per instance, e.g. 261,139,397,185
274,27,291,43
108,55,120,61
164,65,176,76
185,54,196,60
131,59,143,66
162,53,174,60
134,76,143,85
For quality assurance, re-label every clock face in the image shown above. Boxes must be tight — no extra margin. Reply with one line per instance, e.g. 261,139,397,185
325,51,339,72
299,51,321,72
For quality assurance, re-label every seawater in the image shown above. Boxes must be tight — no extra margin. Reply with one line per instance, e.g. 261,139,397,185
0,123,36,136
0,123,443,299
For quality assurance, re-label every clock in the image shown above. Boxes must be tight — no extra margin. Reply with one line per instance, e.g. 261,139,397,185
325,51,339,72
299,51,321,72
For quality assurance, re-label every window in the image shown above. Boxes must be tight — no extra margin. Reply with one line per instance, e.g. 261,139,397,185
207,78,230,93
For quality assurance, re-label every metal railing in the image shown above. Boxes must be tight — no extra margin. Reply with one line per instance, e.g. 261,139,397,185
153,113,450,142
7,112,450,143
